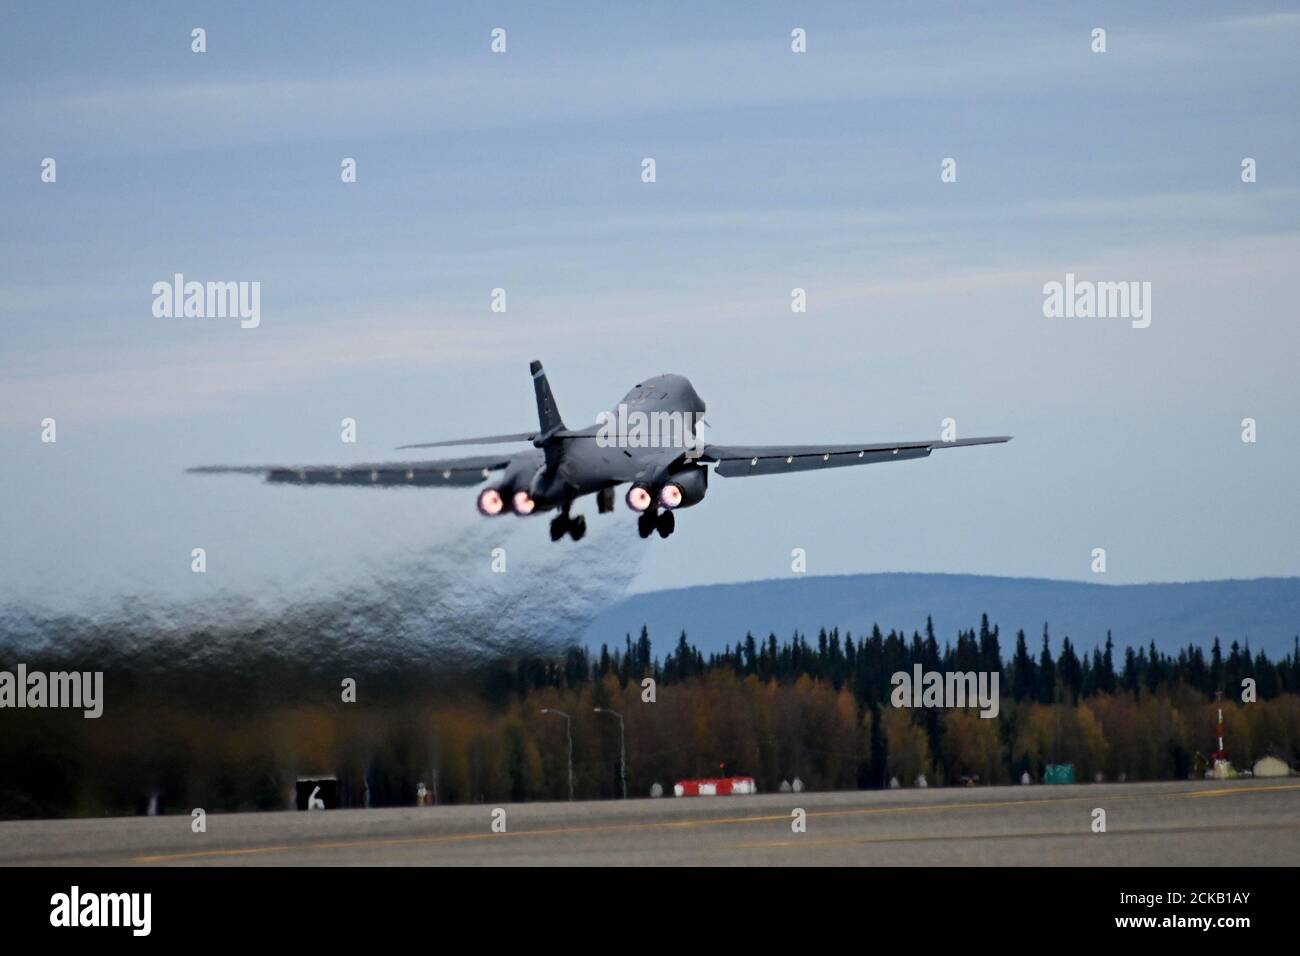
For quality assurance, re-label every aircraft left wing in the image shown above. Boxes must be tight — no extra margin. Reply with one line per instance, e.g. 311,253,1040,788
396,433,536,450
701,436,1010,478
188,454,512,487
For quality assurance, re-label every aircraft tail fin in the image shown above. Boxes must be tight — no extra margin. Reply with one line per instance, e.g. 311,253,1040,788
530,360,565,440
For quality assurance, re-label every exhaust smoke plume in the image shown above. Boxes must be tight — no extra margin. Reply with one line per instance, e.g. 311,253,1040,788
0,519,645,817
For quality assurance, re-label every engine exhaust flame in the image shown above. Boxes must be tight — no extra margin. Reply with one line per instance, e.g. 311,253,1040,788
477,487,504,516
659,483,683,509
626,485,652,512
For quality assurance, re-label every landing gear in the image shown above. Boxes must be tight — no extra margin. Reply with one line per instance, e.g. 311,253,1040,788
637,509,675,539
550,504,587,542
596,487,616,514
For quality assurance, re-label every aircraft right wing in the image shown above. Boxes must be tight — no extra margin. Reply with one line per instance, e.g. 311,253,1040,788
188,454,512,487
701,436,1010,477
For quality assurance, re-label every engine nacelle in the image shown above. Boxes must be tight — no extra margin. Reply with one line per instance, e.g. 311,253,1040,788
502,457,548,514
658,464,708,509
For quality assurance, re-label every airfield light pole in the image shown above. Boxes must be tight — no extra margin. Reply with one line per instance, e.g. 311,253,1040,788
541,708,574,801
1212,691,1228,765
594,707,627,800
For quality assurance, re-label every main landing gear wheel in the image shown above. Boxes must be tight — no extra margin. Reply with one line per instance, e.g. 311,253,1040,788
550,506,586,542
637,511,657,539
656,509,675,538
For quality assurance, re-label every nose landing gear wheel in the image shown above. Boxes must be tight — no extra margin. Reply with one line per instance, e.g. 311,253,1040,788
637,511,656,539
568,515,587,541
656,509,675,538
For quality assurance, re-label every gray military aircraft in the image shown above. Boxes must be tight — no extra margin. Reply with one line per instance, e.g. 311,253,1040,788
191,361,1010,541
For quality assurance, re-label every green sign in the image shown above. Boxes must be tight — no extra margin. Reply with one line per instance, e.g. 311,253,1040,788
1044,763,1076,784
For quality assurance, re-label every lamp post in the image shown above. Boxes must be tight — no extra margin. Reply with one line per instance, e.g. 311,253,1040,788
540,708,574,801
593,707,626,800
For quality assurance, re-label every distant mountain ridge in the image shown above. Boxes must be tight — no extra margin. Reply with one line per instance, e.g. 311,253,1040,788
581,573,1300,658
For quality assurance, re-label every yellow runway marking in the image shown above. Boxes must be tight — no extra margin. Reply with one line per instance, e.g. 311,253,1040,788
736,820,1300,851
1176,783,1300,798
130,782,1300,864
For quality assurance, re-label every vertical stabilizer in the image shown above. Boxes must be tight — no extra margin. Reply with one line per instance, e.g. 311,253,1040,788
530,360,565,439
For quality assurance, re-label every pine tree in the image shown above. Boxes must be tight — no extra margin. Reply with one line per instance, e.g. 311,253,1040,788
1101,631,1117,693
1058,637,1081,704
1011,629,1036,702
636,625,652,677
1122,646,1139,695
1037,626,1056,704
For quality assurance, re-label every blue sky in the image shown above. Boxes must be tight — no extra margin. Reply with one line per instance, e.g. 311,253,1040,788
2,2,1298,611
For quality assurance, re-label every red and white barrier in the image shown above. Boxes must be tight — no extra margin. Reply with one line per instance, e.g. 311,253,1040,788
673,776,756,797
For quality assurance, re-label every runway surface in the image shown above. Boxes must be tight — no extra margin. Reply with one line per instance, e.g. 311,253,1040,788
2,778,1297,866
